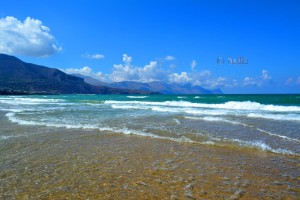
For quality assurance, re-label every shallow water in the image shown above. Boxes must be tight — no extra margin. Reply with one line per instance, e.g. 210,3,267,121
0,94,299,199
0,124,299,199
1,94,299,155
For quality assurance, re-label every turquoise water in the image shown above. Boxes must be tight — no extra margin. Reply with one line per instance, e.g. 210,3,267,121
0,94,299,155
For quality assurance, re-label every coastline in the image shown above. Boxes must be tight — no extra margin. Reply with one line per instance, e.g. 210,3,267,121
0,115,299,199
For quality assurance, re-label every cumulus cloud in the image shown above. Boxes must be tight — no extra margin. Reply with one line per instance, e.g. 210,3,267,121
169,72,191,84
93,71,107,82
165,55,176,61
123,54,132,65
110,54,163,82
62,66,107,82
262,70,272,80
83,53,104,59
191,60,197,70
192,73,232,89
243,70,272,87
243,77,259,86
63,66,92,76
202,77,228,89
167,69,230,89
62,54,235,89
0,16,61,57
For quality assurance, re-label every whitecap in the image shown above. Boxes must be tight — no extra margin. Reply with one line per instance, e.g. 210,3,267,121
127,96,148,99
105,100,300,112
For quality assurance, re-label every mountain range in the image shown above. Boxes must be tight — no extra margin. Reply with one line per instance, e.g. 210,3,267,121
0,54,153,95
72,74,222,94
0,54,222,95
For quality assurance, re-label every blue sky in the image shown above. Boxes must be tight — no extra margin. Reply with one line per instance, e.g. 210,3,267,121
0,0,299,93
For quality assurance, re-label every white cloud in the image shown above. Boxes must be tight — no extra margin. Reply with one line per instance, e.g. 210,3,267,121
243,77,259,86
169,72,191,84
193,74,231,89
205,77,228,88
62,66,108,82
168,70,230,89
0,16,61,57
63,66,92,76
94,71,107,82
262,70,272,80
197,70,211,77
83,53,104,60
140,61,160,82
189,70,211,86
191,60,197,70
122,54,132,65
62,54,233,89
111,64,139,82
165,55,176,61
110,55,162,82
243,70,272,87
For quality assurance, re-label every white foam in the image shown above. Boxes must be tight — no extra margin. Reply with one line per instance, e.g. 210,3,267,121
173,119,181,124
231,139,298,156
111,105,147,110
257,128,300,143
109,102,230,116
0,97,66,105
5,112,99,129
98,127,196,143
185,116,249,126
201,141,215,145
0,134,25,141
0,108,30,112
247,113,300,121
105,100,300,112
127,96,148,99
5,112,200,144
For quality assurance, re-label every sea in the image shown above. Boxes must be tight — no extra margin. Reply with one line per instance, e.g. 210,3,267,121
0,94,299,199
1,94,299,155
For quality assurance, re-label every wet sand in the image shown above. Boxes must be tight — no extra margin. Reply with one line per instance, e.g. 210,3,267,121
0,126,299,199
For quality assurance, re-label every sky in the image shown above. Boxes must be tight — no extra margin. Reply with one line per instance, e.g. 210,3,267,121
0,0,299,93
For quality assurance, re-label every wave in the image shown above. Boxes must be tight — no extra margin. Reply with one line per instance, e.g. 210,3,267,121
111,104,230,116
256,128,300,143
248,113,300,121
230,139,298,156
5,112,200,144
5,112,99,129
106,100,300,122
0,97,66,105
185,116,249,126
105,100,300,112
5,112,297,156
127,96,148,99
